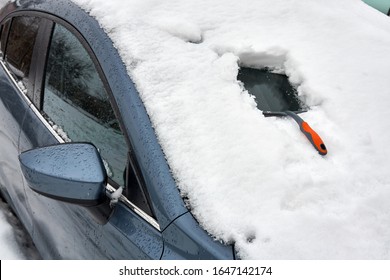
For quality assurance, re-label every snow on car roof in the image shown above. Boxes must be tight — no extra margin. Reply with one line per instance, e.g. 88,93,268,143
72,0,390,259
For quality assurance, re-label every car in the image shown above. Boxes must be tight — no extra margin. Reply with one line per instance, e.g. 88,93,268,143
0,0,235,259
363,0,390,15
2,0,390,261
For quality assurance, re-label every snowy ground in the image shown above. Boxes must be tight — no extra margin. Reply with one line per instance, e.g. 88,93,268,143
0,195,40,259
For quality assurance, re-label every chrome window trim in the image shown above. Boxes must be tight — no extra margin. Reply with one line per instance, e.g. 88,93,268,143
1,60,33,106
0,60,161,232
106,185,160,230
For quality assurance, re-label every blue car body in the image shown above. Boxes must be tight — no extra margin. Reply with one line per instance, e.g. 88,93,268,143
0,0,234,259
363,0,390,15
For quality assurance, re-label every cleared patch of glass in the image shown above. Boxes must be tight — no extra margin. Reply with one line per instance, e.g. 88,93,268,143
238,67,306,113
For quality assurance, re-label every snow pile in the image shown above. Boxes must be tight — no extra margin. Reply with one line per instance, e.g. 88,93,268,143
72,0,390,259
0,199,27,259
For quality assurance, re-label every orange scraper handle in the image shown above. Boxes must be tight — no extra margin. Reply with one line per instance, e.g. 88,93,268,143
300,121,327,155
285,111,327,156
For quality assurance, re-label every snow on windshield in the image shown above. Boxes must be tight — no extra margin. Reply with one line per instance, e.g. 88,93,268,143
72,0,390,259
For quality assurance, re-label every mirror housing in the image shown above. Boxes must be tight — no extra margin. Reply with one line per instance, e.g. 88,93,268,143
19,143,107,206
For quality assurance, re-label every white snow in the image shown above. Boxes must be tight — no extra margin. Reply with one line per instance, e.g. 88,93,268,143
0,199,27,259
68,0,390,259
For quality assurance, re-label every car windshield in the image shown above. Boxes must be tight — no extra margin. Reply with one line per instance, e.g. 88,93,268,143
237,67,306,112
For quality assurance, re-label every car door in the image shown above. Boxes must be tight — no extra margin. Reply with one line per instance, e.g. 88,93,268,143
9,14,163,259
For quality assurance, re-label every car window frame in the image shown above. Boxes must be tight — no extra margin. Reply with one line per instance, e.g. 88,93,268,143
0,11,159,229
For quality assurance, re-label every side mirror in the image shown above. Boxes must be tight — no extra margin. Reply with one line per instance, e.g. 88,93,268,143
19,143,107,207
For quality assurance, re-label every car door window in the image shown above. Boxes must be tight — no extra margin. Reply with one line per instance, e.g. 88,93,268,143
0,19,11,56
3,16,41,101
42,23,127,187
5,16,40,82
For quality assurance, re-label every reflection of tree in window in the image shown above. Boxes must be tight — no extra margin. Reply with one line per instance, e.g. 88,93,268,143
1,20,11,55
6,16,41,80
46,26,117,129
44,24,127,186
46,33,93,99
